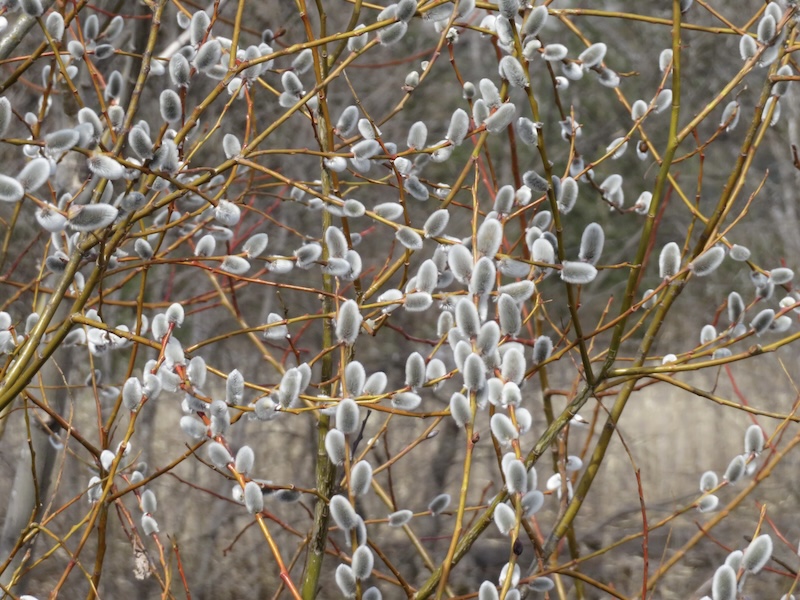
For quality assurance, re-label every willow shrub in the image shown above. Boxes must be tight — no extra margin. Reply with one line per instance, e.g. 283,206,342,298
0,1,799,598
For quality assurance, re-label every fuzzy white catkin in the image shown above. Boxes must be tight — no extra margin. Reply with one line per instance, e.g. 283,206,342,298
188,10,210,44
168,54,191,87
438,311,454,337
122,377,143,410
699,324,716,345
542,43,567,61
477,218,503,257
407,121,427,149
479,581,499,600
521,336,546,368
388,509,413,527
579,42,606,67
579,223,604,265
659,242,681,278
699,470,718,492
392,391,421,410
404,176,428,200
45,11,65,40
422,208,450,238
773,64,794,97
453,340,471,372
498,294,521,336
531,237,554,265
335,564,357,597
446,108,470,145
405,292,432,312
758,14,776,43
424,494,450,517
330,495,358,530
337,105,359,136
523,5,548,36
504,459,528,494
195,234,216,257
362,588,382,600
769,267,794,285
208,442,232,470
653,89,672,113
18,158,51,192
493,185,515,214
279,368,302,407
405,352,426,389
561,261,597,284
325,226,348,259
129,127,154,159
221,133,242,159
607,137,628,160
516,117,538,145
345,361,366,397
160,89,182,122
498,55,528,88
724,455,745,483
235,446,255,474
493,503,516,535
68,205,119,231
141,489,157,514
484,103,516,133
180,416,207,440
490,413,518,446
379,21,408,45
463,353,486,391
697,494,719,513
742,534,772,573
631,99,648,121
141,515,159,536
336,398,360,434
724,550,743,571
750,309,774,335
727,291,744,324
134,238,153,260
448,244,473,282
470,256,496,297
744,424,764,455
45,129,80,155
242,233,268,258
456,298,480,338
396,227,423,250
501,348,525,385
336,300,362,345
373,202,404,220
325,429,346,465
521,490,544,517
712,565,736,600
476,321,500,357
0,175,23,203
558,177,578,213
497,280,536,305
352,545,374,580
450,392,472,427
351,461,373,496
689,247,724,276
523,170,549,194
244,481,264,514
226,369,244,404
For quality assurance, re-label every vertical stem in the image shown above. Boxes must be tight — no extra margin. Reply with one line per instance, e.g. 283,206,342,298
298,2,338,597
542,0,685,557
435,392,477,599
